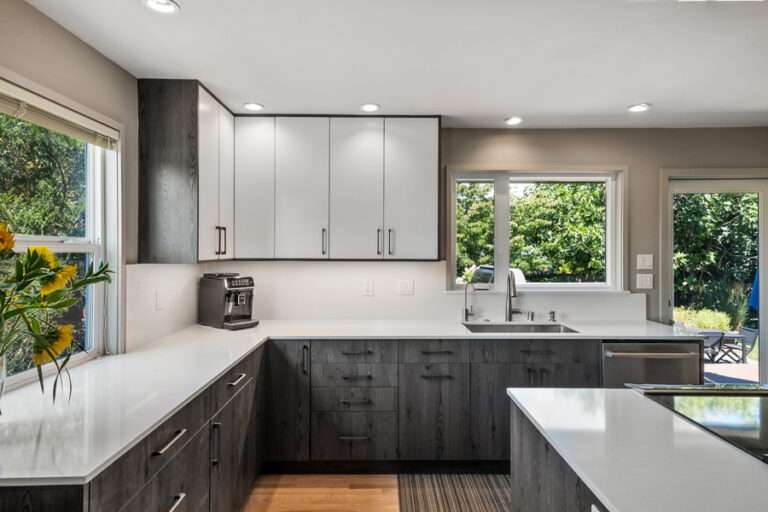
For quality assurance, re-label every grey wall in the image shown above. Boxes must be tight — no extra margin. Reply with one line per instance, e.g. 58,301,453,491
0,0,139,263
442,127,768,320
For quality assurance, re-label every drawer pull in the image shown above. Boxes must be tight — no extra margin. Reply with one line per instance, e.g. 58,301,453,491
152,428,188,456
340,399,373,406
227,373,247,387
341,375,374,381
168,492,187,512
211,422,222,465
420,350,454,355
520,349,555,356
338,435,370,442
421,374,454,380
340,350,374,356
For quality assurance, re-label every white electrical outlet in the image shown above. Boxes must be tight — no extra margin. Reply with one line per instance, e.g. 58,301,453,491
636,254,654,270
636,273,654,290
398,279,415,296
362,279,375,296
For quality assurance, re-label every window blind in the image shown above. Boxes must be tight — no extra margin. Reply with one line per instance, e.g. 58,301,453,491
0,92,117,150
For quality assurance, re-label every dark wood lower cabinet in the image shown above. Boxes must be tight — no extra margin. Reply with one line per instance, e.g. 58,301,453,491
0,486,87,512
510,401,607,512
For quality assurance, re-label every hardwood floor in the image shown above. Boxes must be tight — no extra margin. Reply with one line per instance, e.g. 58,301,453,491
244,474,400,512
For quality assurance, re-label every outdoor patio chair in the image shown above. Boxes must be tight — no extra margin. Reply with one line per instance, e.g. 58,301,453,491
719,327,759,364
700,332,725,363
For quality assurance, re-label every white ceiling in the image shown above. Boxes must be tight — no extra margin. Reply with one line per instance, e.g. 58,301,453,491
27,0,768,128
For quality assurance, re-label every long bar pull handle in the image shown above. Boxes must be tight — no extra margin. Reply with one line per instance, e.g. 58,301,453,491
222,226,227,255
387,229,394,256
341,350,374,356
341,375,374,381
152,428,188,456
539,368,548,386
227,373,247,387
168,493,187,512
322,228,327,255
421,374,454,380
420,350,454,355
211,422,222,465
604,351,699,359
301,345,310,375
377,228,383,255
338,436,370,442
340,399,373,406
215,226,222,255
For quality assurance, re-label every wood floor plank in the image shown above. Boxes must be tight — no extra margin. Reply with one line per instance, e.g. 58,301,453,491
244,474,400,512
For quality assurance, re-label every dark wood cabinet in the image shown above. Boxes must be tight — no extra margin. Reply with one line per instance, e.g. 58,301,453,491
311,411,397,460
266,339,311,461
399,362,471,460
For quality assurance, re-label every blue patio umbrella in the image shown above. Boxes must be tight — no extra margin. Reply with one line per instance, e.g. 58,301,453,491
748,273,759,311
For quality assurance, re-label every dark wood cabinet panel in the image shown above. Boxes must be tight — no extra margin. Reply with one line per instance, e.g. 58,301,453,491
312,387,397,412
311,412,397,460
399,340,469,363
211,346,263,416
0,486,86,512
311,340,397,363
510,400,607,512
470,339,601,364
537,362,601,388
311,363,398,388
399,363,470,460
266,339,311,461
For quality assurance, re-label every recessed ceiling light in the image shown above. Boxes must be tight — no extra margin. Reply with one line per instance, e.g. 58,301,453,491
144,0,180,14
243,103,264,112
360,103,380,113
628,103,652,113
505,116,523,126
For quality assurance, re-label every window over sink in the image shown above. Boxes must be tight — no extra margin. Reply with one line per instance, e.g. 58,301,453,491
451,171,623,292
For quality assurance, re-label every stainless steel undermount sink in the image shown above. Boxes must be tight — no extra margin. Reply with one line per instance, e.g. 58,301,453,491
462,322,579,334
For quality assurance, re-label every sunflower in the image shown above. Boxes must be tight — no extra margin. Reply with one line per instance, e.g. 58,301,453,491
32,324,74,366
29,245,58,269
41,264,77,296
0,222,14,252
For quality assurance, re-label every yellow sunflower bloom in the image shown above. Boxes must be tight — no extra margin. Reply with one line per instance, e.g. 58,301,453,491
32,324,74,365
29,245,58,269
41,264,77,296
0,222,15,252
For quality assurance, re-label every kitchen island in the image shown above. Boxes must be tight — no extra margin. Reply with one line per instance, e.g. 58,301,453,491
507,387,768,512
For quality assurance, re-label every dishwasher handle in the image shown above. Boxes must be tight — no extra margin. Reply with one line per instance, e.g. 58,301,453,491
604,351,699,359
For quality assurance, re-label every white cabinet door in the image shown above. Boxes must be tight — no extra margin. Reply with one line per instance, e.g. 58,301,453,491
275,117,330,259
383,118,439,259
234,117,275,259
218,106,235,260
197,86,220,261
330,118,384,259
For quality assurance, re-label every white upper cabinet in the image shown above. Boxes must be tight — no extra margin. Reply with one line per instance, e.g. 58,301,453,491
330,117,384,259
234,117,275,259
197,86,220,261
275,117,330,259
218,106,235,260
383,118,439,260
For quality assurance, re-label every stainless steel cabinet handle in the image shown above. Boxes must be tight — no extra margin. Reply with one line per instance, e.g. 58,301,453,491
387,228,394,256
341,374,373,381
420,350,454,355
604,351,699,359
338,435,370,442
168,493,187,512
227,373,247,387
340,399,373,406
152,428,188,456
377,228,383,255
321,228,327,255
211,422,222,465
215,226,222,255
341,350,374,356
301,345,310,375
421,374,454,380
222,226,227,255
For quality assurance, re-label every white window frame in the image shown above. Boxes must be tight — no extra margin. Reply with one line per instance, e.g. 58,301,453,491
448,168,625,293
0,75,122,391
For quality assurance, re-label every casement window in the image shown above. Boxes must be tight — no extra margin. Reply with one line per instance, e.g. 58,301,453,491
451,171,623,292
0,78,121,384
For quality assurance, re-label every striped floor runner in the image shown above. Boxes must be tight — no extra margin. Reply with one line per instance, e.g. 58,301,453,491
398,474,513,512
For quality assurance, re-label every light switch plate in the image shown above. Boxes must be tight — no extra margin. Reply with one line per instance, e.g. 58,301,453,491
398,279,415,296
636,254,654,270
636,273,654,290
362,279,375,296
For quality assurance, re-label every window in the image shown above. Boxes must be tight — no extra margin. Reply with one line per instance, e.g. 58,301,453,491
0,81,120,380
453,172,622,291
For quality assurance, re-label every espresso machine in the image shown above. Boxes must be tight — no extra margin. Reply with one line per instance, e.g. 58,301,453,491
198,273,259,330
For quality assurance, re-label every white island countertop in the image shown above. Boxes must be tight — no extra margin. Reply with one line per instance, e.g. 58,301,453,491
0,319,700,486
507,387,768,512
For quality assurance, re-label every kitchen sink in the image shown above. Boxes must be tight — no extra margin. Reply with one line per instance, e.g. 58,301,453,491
462,322,579,334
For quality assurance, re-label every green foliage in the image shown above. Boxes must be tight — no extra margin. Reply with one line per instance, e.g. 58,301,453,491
673,193,758,330
673,307,732,331
455,182,494,279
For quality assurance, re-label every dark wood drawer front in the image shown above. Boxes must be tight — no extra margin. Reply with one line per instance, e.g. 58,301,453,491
210,348,262,415
400,340,469,363
89,389,210,512
121,426,210,512
311,364,397,387
311,412,397,460
311,340,397,363
470,340,600,364
312,387,397,412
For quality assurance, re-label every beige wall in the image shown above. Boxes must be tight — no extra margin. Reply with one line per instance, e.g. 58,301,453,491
0,0,139,263
442,127,768,320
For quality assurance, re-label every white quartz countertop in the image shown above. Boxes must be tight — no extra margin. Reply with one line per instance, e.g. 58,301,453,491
0,319,699,486
507,388,768,512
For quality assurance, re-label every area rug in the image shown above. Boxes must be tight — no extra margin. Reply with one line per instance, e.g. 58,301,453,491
398,474,512,512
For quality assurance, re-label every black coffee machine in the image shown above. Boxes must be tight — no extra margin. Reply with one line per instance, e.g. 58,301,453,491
198,273,259,330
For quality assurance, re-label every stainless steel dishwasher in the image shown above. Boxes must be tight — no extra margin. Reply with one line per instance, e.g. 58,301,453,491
601,341,703,388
